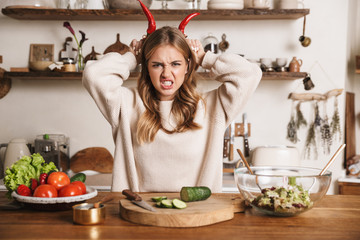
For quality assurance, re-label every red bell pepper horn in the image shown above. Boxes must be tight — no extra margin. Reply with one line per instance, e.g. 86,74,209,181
138,0,156,35
178,12,200,34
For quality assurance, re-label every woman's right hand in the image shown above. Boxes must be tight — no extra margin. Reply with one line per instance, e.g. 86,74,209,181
187,39,205,66
129,38,143,64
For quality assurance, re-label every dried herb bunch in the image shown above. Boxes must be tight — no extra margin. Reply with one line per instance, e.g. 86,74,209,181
287,102,298,143
305,121,317,159
320,101,332,154
330,97,341,141
295,102,307,129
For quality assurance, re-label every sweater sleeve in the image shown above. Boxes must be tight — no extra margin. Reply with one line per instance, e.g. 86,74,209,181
82,52,137,128
201,52,262,126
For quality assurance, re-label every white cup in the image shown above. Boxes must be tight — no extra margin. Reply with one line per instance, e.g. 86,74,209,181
279,0,304,9
260,58,273,68
87,0,104,9
276,58,287,67
252,0,269,9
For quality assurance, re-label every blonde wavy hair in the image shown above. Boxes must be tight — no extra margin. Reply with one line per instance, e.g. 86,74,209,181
136,26,204,144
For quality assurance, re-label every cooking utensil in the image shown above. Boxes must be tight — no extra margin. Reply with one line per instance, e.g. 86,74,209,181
122,189,156,212
119,192,243,227
319,144,346,176
299,15,311,47
229,121,235,161
242,113,250,157
237,148,262,191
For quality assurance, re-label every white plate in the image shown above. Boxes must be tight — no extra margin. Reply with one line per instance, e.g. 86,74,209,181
12,186,97,204
11,186,98,211
208,2,244,10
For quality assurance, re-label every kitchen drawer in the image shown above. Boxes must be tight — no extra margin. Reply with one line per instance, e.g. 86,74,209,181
338,181,360,195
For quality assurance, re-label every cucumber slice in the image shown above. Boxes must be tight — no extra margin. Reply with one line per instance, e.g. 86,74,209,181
151,196,167,202
161,199,173,208
156,201,162,208
172,199,187,209
180,186,211,202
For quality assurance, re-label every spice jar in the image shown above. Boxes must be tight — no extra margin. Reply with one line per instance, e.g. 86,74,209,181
289,57,303,72
64,58,76,72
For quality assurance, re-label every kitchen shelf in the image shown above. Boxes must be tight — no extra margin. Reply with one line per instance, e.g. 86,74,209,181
3,71,307,81
1,8,309,21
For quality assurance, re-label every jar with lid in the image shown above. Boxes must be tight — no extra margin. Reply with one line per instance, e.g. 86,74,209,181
63,58,76,72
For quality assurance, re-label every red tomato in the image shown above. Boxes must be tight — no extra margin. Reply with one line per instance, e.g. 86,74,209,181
33,184,58,198
71,181,86,194
58,184,82,197
47,172,70,191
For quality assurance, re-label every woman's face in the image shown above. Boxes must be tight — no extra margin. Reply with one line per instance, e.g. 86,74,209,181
147,44,188,101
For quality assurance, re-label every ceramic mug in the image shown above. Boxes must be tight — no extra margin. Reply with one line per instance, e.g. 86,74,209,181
252,0,270,9
279,0,304,9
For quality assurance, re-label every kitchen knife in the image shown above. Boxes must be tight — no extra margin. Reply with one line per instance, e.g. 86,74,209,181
223,126,230,158
243,113,250,157
122,189,156,212
229,121,235,161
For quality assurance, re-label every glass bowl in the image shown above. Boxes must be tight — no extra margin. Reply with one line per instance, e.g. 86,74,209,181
234,166,331,217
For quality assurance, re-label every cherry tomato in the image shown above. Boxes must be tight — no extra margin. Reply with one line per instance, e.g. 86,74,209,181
47,172,70,191
33,184,58,198
71,181,86,194
58,184,82,197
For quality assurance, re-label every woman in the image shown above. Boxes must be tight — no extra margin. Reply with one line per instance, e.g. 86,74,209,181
83,25,261,193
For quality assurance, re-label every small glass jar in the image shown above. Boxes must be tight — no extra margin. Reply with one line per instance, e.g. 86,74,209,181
63,58,76,72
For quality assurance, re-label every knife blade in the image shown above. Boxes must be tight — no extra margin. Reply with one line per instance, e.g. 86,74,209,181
243,113,250,157
223,126,230,158
229,121,235,161
122,189,156,212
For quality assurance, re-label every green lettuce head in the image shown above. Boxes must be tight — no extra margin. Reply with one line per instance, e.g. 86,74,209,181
4,153,58,199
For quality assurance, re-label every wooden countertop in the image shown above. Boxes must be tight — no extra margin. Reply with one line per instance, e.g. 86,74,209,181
1,191,360,240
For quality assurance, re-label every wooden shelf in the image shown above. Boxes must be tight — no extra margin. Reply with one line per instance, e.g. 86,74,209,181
3,71,307,81
1,8,309,21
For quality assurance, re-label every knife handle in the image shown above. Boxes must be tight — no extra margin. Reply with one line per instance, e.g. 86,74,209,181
244,139,250,157
122,189,142,201
229,143,234,161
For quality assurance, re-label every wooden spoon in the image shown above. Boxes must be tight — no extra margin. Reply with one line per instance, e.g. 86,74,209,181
319,144,346,176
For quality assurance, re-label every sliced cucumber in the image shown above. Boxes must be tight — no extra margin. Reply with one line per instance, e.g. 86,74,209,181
161,199,173,208
151,196,167,202
172,199,187,209
180,186,211,202
156,201,162,208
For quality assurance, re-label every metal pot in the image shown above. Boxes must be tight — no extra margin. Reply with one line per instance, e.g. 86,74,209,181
251,145,300,167
73,202,106,225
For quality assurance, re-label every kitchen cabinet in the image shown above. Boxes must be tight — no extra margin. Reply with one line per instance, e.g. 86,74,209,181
338,181,360,195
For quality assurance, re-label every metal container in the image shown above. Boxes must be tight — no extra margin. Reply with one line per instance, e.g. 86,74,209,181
73,203,105,225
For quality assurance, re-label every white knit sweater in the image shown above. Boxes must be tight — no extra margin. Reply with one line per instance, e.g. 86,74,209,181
83,51,262,193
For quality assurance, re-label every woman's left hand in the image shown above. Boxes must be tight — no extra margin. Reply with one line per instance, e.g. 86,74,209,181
187,39,205,66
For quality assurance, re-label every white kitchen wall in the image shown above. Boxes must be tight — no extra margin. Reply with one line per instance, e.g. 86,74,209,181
0,0,359,194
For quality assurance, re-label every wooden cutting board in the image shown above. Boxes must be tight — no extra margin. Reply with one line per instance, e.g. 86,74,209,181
119,193,245,228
